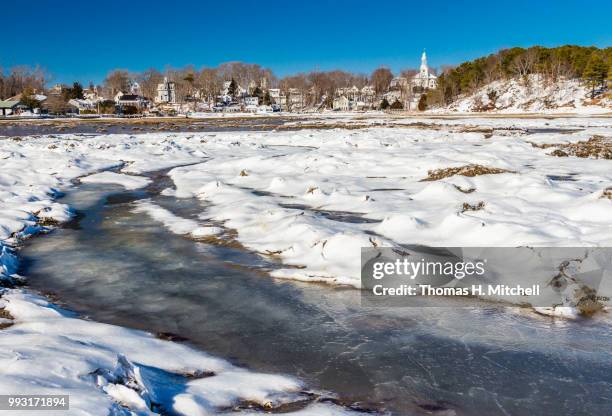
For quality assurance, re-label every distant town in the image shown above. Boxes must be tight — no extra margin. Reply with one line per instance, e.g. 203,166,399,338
0,52,437,117
0,45,610,117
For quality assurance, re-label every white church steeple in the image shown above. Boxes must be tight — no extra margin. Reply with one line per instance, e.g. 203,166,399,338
420,50,428,76
412,50,438,90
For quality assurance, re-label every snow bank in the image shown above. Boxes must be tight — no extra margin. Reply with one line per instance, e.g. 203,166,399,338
0,290,352,415
80,171,151,190
165,120,611,313
132,200,222,238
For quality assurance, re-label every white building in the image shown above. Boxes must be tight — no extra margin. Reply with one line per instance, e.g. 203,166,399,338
155,78,177,104
68,98,97,112
244,96,259,106
83,87,102,102
129,81,142,96
268,88,281,102
115,92,149,109
333,95,350,111
412,51,437,89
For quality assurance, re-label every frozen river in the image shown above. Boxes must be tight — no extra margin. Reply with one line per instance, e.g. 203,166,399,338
20,170,612,416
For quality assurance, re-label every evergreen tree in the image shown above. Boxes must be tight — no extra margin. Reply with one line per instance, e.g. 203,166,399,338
583,53,608,98
227,78,238,99
379,98,390,110
71,82,84,99
418,94,428,111
252,86,264,102
390,99,404,109
62,82,85,101
263,90,272,106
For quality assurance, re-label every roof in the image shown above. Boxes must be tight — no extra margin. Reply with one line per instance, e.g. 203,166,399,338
118,95,141,101
0,100,20,109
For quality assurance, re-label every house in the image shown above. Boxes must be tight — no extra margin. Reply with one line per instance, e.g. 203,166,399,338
333,95,350,111
287,88,304,109
244,96,259,106
268,88,281,103
83,87,102,102
0,100,21,116
155,77,177,104
48,84,64,96
332,85,376,110
68,98,97,113
383,90,402,103
115,92,149,110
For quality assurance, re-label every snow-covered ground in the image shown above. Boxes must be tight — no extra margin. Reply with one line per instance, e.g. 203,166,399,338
437,75,611,114
0,115,611,414
0,129,363,415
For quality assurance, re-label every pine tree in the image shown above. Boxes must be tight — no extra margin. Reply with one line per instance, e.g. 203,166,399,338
379,98,390,110
582,53,607,98
263,90,272,106
390,99,404,109
418,94,428,111
71,82,84,99
252,86,263,103
227,78,238,99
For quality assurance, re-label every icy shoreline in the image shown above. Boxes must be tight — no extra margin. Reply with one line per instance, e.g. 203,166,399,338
0,131,362,415
0,116,611,414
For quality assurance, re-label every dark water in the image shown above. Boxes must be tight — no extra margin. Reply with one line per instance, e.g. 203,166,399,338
0,117,303,137
20,172,612,416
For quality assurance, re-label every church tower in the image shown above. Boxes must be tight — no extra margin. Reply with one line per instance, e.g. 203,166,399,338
420,51,429,77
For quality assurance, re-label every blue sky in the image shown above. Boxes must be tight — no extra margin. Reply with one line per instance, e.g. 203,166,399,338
2,0,610,84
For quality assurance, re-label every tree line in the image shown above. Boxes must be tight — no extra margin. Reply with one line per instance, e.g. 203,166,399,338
428,45,612,106
2,45,610,110
101,64,402,108
0,61,409,106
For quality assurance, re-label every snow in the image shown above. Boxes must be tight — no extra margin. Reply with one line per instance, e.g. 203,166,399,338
80,171,151,190
0,130,369,415
132,199,222,237
0,290,351,415
0,115,611,413
438,75,612,114
166,122,612,294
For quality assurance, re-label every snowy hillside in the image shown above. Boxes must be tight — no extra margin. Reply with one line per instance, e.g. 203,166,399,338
440,75,611,114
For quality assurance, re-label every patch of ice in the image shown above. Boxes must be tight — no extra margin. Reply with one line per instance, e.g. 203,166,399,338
133,200,222,238
81,171,152,190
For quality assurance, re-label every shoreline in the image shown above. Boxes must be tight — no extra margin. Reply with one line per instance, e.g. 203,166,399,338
0,110,611,126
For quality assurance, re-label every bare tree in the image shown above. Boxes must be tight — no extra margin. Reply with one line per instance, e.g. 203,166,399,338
104,70,130,97
195,67,221,104
136,68,164,100
482,55,501,84
511,49,538,78
371,67,394,95
0,65,48,99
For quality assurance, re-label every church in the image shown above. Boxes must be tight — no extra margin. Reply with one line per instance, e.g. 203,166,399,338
412,51,437,89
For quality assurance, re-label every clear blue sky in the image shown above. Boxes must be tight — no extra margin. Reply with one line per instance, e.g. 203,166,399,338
2,0,610,85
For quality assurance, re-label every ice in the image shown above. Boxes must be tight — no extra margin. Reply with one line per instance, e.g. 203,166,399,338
0,115,611,413
1,290,352,415
132,199,222,237
81,171,151,190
